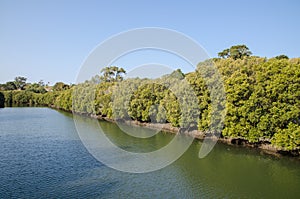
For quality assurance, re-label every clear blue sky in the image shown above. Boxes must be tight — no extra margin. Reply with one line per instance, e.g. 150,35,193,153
1,0,299,84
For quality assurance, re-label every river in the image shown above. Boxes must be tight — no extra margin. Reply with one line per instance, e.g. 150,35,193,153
0,107,299,198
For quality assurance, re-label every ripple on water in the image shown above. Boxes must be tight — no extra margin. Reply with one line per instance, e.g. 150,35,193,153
0,108,300,198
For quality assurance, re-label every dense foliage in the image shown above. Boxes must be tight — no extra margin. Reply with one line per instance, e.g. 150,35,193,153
1,54,299,152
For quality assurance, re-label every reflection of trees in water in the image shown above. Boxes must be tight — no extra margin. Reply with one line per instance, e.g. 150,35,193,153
0,92,4,108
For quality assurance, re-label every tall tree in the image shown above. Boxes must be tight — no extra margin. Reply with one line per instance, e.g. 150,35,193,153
100,66,126,82
218,45,252,60
229,45,252,60
14,76,27,90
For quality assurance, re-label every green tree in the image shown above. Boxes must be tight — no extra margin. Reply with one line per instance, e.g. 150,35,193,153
272,123,300,150
12,91,33,105
95,81,115,117
26,83,47,93
0,81,17,90
129,83,166,122
218,45,252,60
52,82,70,91
229,45,252,60
275,55,289,60
72,82,96,114
14,76,27,90
111,78,142,120
100,66,126,82
55,88,73,111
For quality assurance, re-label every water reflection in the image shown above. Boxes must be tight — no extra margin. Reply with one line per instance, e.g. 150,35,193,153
0,108,299,198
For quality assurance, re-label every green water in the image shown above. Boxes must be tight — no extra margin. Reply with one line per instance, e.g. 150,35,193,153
0,107,299,198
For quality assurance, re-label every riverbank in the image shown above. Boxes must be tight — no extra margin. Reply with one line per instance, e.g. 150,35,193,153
61,107,299,158
118,119,299,158
2,57,300,158
3,105,299,158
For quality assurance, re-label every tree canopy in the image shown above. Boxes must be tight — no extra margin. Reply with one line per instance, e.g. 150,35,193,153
100,66,126,82
52,82,70,91
0,81,17,91
218,45,252,60
26,83,47,93
275,55,289,60
14,76,27,90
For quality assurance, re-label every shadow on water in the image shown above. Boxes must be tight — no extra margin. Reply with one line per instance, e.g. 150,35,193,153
0,92,4,108
71,112,300,198
98,120,174,153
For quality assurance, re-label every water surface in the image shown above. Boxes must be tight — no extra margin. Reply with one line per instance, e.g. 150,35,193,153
0,108,299,198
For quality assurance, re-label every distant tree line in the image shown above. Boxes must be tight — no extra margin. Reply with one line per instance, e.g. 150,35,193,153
0,45,299,153
0,77,71,106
